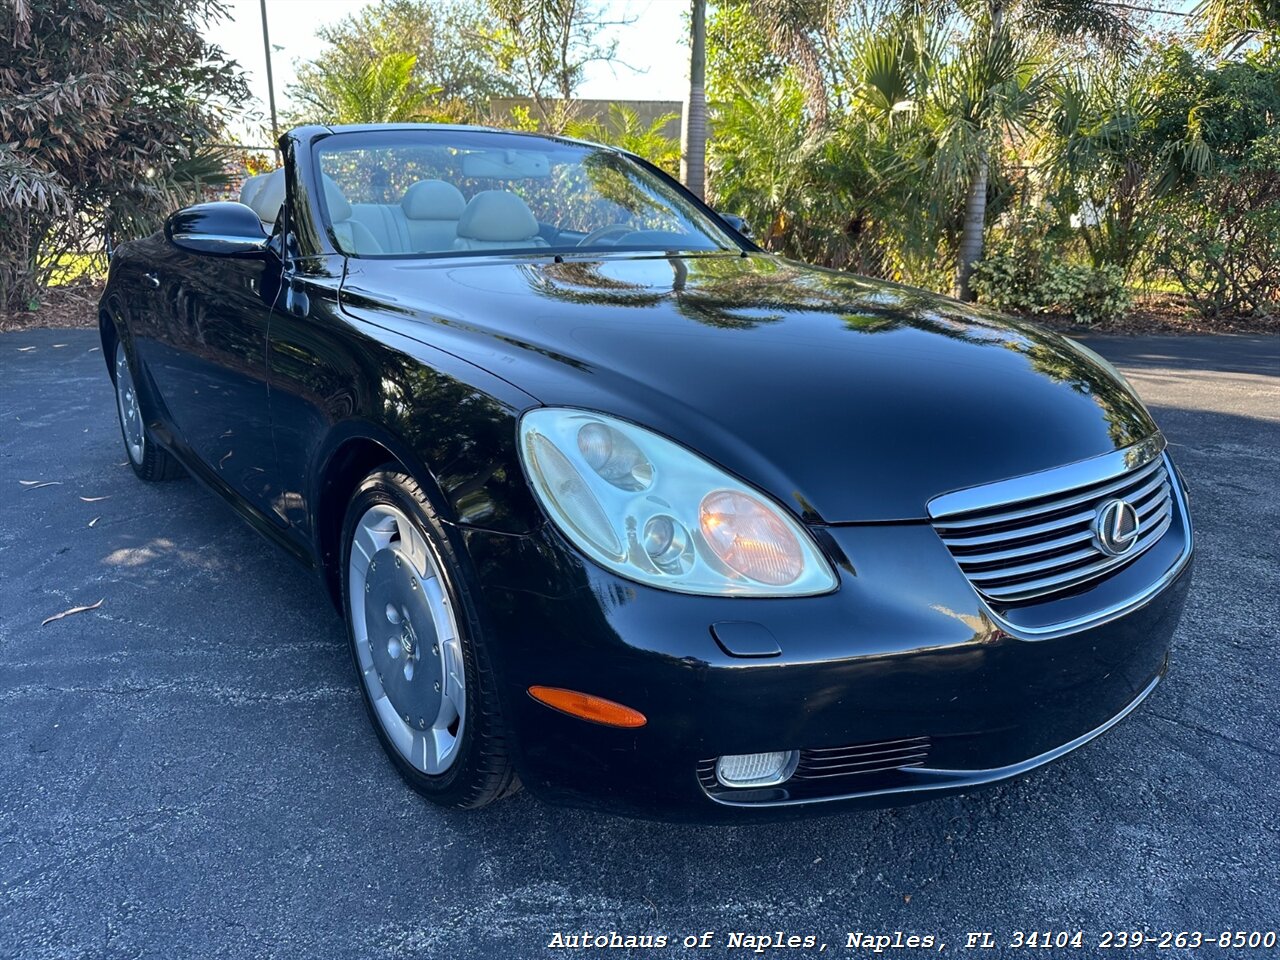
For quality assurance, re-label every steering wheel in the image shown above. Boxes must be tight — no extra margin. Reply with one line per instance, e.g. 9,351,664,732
576,224,634,247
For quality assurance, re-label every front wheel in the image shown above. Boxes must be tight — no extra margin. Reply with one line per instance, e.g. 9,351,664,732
113,339,184,481
341,467,518,808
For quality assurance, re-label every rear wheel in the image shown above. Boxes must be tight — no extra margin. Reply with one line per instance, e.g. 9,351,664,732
113,340,184,481
341,467,518,808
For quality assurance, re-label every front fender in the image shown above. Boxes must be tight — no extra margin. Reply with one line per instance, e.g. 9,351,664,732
300,343,544,538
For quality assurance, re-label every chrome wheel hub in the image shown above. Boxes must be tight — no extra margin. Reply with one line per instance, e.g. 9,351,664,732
348,504,466,774
114,341,144,464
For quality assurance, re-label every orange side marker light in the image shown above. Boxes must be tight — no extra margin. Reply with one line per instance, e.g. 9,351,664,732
528,686,647,728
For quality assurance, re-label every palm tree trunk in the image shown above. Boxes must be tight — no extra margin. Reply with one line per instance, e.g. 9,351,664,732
681,0,707,200
957,0,1003,302
956,140,989,301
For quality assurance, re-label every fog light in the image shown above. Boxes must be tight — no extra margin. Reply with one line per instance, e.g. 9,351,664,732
715,750,799,788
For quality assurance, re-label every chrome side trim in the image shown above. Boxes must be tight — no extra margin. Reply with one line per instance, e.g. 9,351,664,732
928,434,1167,519
171,233,271,253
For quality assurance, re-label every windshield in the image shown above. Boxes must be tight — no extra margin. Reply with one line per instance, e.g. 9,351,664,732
313,128,737,259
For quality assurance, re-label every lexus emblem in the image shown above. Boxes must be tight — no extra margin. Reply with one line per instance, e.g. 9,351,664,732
1095,499,1141,556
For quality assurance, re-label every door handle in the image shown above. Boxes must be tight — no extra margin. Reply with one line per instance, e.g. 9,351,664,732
143,272,160,288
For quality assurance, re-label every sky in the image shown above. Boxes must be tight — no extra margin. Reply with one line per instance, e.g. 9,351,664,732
205,0,691,145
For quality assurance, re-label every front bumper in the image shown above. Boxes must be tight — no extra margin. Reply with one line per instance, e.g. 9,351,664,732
461,482,1193,822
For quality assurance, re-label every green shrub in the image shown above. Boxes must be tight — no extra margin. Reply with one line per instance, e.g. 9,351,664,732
0,0,248,311
972,249,1131,325
1150,169,1280,320
968,245,1041,313
1039,262,1132,325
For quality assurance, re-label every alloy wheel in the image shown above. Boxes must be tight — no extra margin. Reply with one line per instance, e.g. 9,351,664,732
114,341,145,465
347,503,467,775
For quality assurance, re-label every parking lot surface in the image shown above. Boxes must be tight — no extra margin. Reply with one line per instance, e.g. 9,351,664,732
1,328,1277,959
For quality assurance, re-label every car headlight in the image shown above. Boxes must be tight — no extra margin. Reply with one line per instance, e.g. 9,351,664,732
518,408,838,596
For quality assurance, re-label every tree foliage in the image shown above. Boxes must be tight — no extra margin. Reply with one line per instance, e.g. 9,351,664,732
0,0,247,311
1145,47,1280,317
286,0,516,125
707,0,1280,322
566,105,681,175
292,52,441,124
485,0,621,131
289,0,621,133
1194,0,1280,56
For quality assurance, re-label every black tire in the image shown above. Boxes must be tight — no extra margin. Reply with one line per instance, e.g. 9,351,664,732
340,466,519,809
111,337,185,482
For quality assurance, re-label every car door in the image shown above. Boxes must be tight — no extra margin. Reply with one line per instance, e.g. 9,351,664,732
265,248,357,552
146,236,285,521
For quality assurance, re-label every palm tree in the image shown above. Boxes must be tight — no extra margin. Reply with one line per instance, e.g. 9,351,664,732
1194,0,1280,55
567,104,681,175
681,0,708,199
733,0,1128,298
953,4,1037,300
291,51,441,125
1035,63,1159,277
950,0,1129,299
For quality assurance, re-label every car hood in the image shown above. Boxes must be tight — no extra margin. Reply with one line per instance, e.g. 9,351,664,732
340,253,1157,522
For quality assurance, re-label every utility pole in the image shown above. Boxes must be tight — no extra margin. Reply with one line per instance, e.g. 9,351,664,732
260,0,281,159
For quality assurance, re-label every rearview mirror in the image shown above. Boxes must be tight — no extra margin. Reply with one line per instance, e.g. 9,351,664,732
718,212,753,240
166,202,270,256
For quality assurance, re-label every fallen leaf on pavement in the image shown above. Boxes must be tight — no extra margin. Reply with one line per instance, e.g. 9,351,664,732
41,599,104,627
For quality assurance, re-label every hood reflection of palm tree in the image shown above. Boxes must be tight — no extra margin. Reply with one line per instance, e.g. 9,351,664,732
517,255,1145,429
519,257,773,328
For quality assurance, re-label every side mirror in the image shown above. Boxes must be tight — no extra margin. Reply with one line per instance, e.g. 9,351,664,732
166,201,270,256
718,212,753,240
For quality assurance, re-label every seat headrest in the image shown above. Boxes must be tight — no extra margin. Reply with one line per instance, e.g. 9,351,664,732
240,169,284,223
321,174,352,221
402,180,466,221
239,173,267,208
252,170,285,223
456,190,539,243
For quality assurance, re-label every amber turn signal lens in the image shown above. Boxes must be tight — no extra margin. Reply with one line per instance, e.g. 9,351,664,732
528,686,647,728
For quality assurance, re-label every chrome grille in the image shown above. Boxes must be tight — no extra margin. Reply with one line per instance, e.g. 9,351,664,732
696,736,931,801
792,736,931,780
930,441,1175,606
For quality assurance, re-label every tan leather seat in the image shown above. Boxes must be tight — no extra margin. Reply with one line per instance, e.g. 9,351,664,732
323,176,383,255
453,191,547,251
346,180,468,254
401,180,467,252
347,202,410,252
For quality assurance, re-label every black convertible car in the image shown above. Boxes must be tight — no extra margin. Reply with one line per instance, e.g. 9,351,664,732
99,124,1193,820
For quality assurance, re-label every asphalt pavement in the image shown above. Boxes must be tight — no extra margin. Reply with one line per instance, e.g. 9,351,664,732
0,328,1277,959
